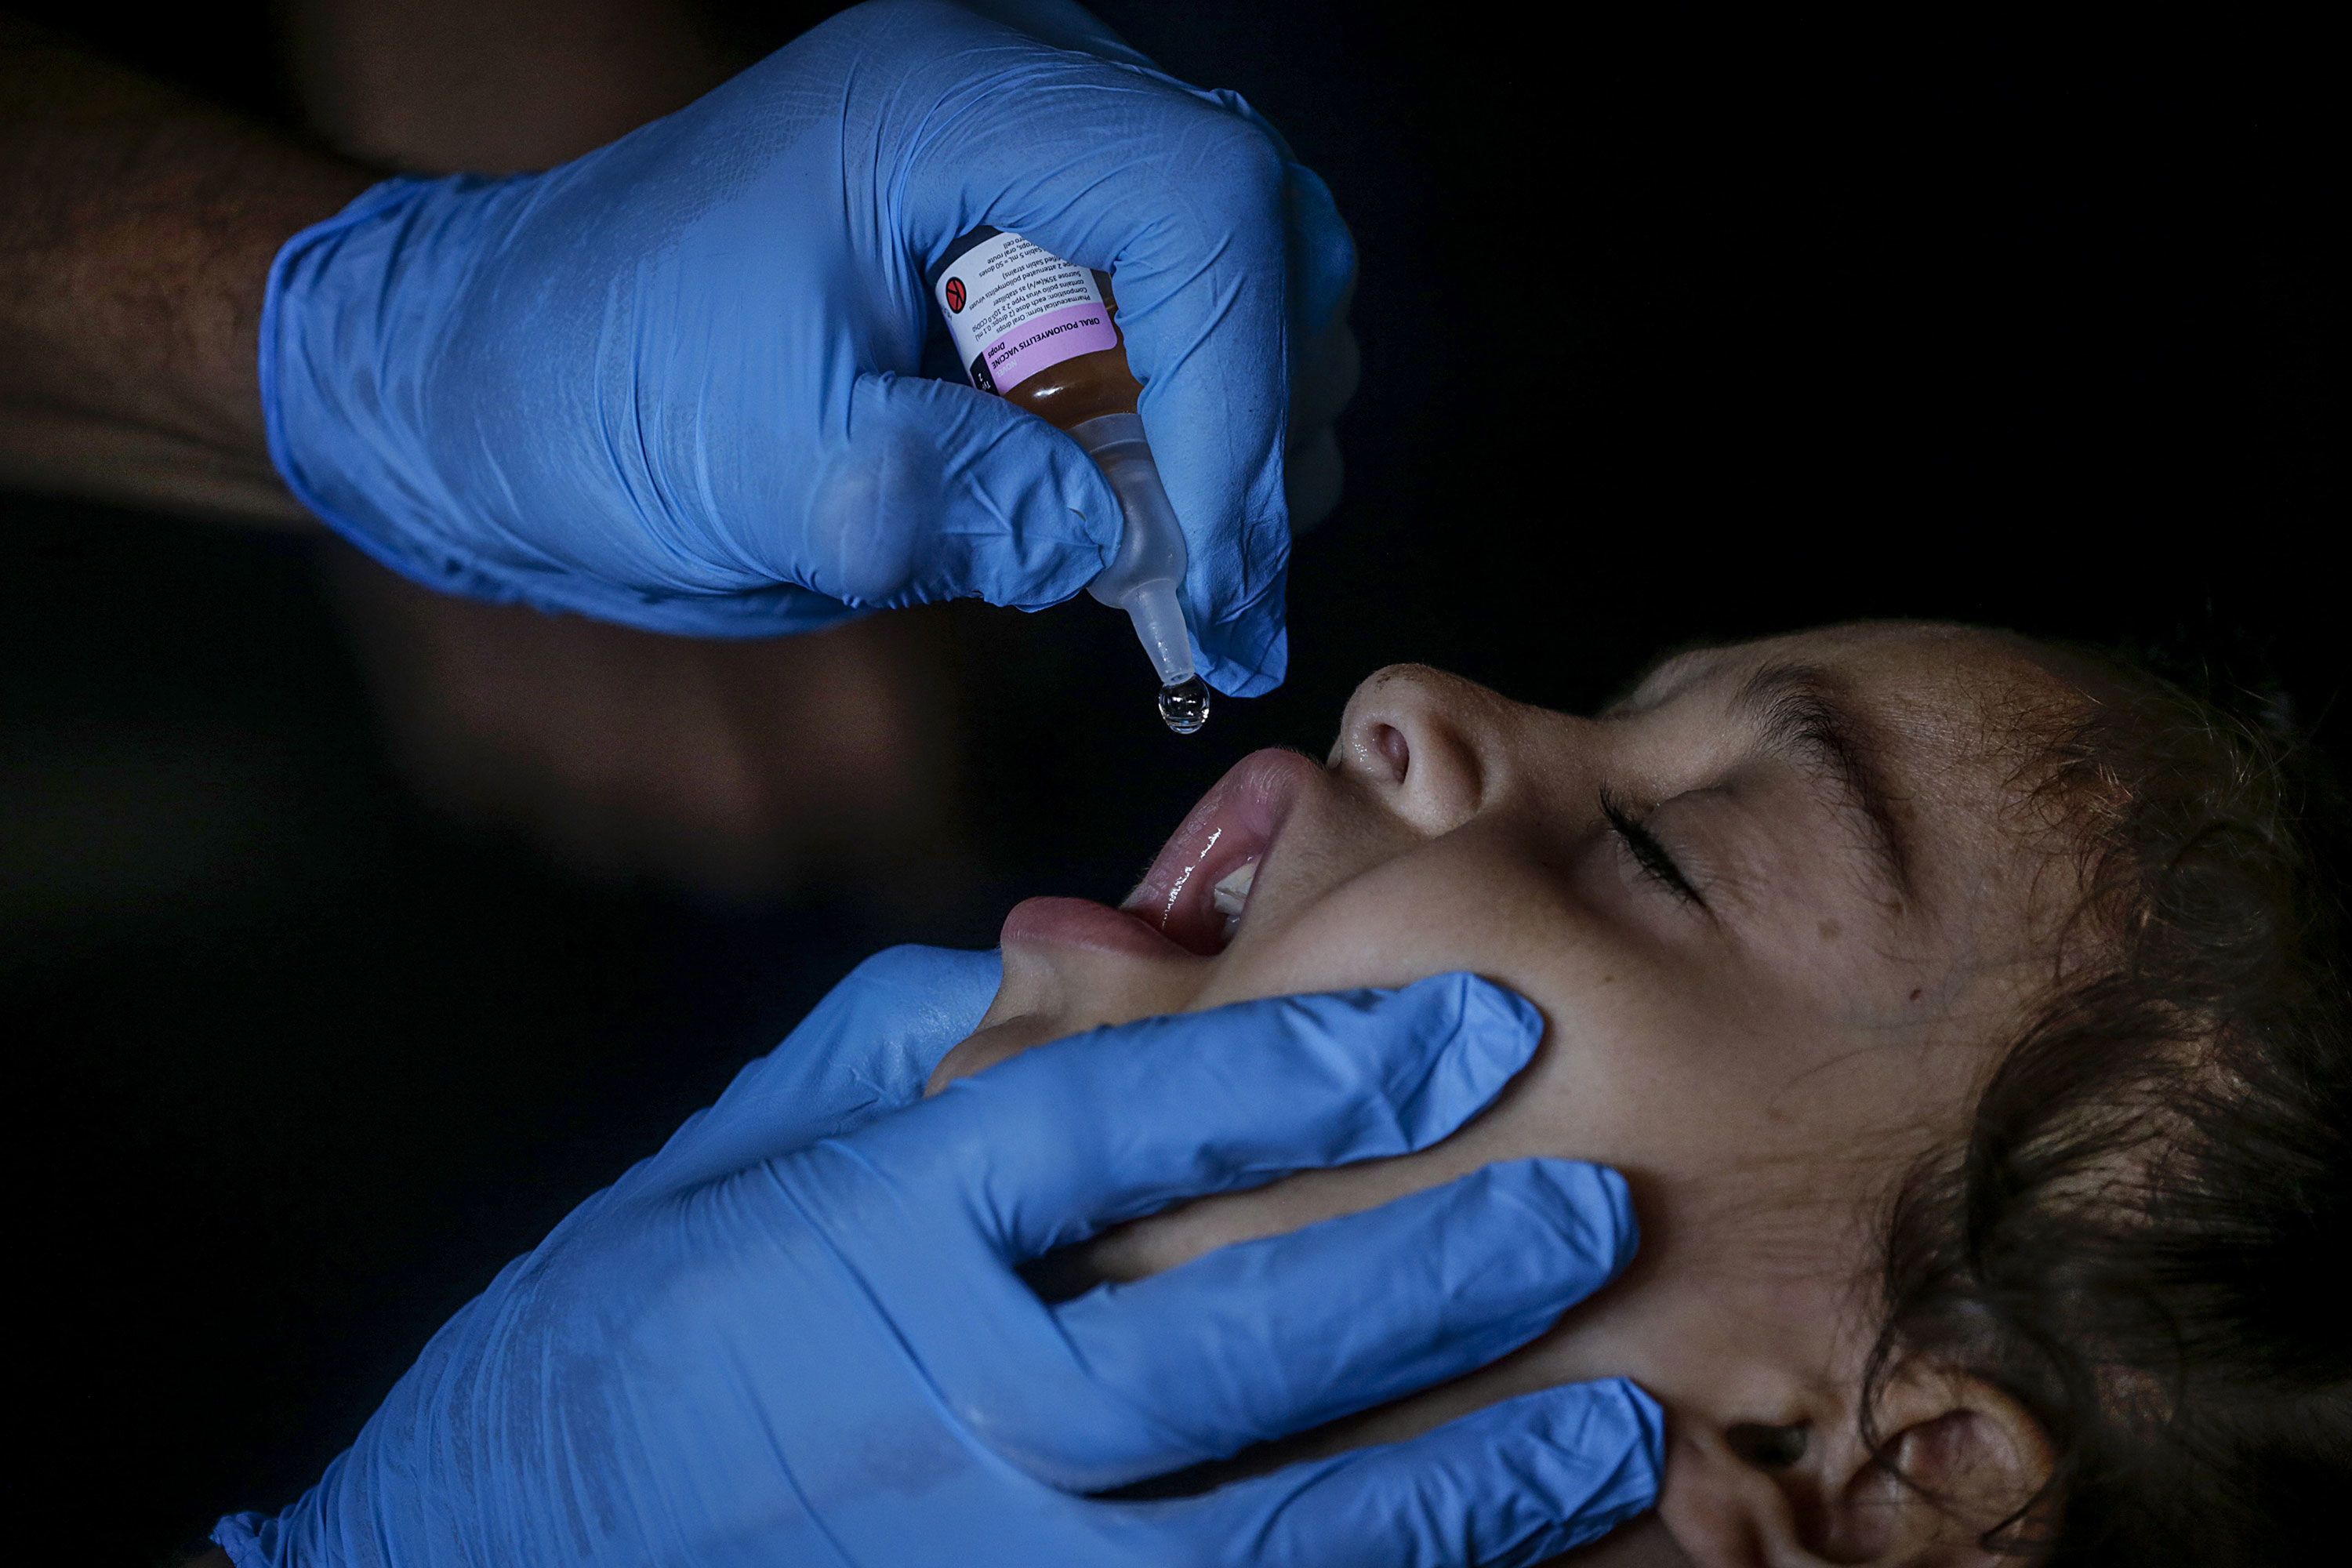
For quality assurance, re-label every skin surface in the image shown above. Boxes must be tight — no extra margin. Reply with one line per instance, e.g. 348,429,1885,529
0,17,372,519
935,622,2082,1566
0,1,740,521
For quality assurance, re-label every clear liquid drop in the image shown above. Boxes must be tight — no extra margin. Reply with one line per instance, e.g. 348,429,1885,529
1156,676,1210,735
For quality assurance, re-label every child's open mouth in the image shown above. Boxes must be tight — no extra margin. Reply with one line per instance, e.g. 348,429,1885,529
994,748,1319,962
1118,748,1319,956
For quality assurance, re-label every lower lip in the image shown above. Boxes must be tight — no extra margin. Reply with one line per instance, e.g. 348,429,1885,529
1000,895,1197,961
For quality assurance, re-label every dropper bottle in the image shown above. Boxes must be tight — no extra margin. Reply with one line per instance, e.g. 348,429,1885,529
931,227,1209,733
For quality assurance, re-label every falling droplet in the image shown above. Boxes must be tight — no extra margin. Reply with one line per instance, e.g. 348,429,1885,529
1156,676,1210,735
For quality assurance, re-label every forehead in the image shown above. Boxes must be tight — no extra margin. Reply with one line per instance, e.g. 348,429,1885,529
1628,621,2078,726
1635,622,2093,920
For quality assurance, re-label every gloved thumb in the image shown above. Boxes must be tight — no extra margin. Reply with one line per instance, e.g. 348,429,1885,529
626,945,1004,1198
804,372,1123,614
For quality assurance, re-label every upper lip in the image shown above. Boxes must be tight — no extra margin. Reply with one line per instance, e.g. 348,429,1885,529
1121,748,1322,955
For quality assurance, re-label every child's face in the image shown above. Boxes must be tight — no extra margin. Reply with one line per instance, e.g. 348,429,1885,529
934,622,2084,1555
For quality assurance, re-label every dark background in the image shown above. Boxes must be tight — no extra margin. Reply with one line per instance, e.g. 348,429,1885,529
5,4,2338,1560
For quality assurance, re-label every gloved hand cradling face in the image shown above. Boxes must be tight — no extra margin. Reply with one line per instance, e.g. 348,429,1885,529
216,948,1658,1568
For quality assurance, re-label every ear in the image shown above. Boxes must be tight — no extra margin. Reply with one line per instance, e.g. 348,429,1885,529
1657,1367,2056,1568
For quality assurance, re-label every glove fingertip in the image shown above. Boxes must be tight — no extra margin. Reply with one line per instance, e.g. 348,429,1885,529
1584,1163,1641,1260
1479,1158,1643,1295
844,944,1006,1014
840,372,1120,612
1442,971,1547,1040
211,1513,275,1568
1408,974,1543,1097
1197,616,1287,699
946,388,1127,546
1558,1378,1668,1512
1484,1380,1668,1558
1022,422,1130,604
1189,1377,1664,1568
1284,162,1359,337
811,944,1006,1088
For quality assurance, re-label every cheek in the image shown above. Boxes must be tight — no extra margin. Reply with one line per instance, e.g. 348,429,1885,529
1198,838,1750,1164
1096,850,1740,1276
1195,838,1577,1007
1092,840,1879,1289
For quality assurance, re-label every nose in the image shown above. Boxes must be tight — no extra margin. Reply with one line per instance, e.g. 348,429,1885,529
1332,664,1499,835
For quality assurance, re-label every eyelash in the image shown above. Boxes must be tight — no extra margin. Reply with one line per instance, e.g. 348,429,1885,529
1599,788,1707,908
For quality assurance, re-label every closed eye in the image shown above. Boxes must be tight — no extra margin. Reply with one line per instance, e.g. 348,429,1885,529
1600,788,1707,908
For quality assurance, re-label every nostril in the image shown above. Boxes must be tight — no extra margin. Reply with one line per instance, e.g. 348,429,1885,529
1335,666,1489,833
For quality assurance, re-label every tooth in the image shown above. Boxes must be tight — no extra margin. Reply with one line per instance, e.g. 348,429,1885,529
1210,861,1258,918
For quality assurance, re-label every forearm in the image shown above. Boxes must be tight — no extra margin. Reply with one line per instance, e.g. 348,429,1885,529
0,18,375,519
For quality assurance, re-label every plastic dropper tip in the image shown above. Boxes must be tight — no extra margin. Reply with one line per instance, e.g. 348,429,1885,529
1156,676,1211,735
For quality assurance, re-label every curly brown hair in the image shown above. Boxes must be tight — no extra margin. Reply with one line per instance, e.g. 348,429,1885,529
1864,649,2352,1563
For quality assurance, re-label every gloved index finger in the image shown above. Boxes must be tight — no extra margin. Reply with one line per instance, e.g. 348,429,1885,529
848,972,1544,1261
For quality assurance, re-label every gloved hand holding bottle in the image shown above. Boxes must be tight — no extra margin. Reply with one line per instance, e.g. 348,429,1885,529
214,953,1662,1568
264,0,1356,698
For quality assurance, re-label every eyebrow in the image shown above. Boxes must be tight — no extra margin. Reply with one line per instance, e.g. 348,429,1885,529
1600,643,1713,715
1729,662,1915,904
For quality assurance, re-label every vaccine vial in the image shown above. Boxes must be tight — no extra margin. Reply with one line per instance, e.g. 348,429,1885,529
932,228,1207,733
933,227,1142,425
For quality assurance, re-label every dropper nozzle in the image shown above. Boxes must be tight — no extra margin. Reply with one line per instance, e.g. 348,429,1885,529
1069,412,1207,732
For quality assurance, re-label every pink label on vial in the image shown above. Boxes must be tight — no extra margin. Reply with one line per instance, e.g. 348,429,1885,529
982,301,1119,392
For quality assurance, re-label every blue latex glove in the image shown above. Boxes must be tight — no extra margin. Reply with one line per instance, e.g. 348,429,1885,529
216,964,1661,1567
263,0,1354,697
